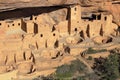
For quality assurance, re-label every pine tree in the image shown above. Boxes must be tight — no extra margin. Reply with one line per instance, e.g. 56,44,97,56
102,53,119,80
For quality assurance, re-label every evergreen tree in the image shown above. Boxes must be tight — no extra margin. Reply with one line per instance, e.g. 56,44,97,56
102,53,119,80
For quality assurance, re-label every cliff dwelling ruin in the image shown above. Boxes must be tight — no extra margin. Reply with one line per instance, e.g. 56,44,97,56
0,0,120,80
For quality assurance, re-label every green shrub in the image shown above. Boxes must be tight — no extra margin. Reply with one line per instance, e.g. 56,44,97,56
93,53,120,80
55,59,87,79
70,59,87,72
55,64,73,79
87,56,92,60
76,76,86,80
87,48,107,54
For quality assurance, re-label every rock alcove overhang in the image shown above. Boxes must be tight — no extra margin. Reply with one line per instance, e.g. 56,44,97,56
0,0,80,12
0,5,69,20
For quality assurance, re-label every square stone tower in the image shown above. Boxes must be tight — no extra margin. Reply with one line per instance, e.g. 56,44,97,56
68,5,81,35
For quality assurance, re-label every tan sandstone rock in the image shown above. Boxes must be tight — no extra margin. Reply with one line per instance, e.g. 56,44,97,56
17,62,34,74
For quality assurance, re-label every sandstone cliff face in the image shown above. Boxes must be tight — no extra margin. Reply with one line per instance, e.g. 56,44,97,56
0,0,79,12
106,4,120,26
80,0,120,26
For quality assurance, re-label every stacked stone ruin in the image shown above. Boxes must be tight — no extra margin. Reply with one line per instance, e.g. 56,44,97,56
0,4,119,79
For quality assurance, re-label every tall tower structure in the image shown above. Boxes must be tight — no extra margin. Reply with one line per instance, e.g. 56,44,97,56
68,5,81,35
